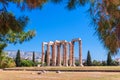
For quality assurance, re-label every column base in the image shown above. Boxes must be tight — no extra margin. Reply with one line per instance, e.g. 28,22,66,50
47,63,50,66
57,64,61,66
69,64,72,66
41,62,45,66
79,64,84,67
72,64,76,67
63,64,68,67
52,64,56,66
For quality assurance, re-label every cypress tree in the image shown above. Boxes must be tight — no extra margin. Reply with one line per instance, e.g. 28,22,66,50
86,50,92,66
107,52,112,66
32,51,35,63
15,50,21,67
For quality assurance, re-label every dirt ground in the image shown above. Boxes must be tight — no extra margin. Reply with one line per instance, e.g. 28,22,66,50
0,71,120,80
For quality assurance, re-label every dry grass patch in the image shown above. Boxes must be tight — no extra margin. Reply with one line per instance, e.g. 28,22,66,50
0,71,120,80
4,66,120,71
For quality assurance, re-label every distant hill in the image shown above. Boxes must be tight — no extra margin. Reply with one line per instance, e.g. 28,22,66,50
4,50,41,62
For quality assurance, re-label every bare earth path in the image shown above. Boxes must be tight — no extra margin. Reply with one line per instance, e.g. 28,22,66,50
0,71,120,80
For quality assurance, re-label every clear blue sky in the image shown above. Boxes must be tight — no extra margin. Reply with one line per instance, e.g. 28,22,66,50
4,2,120,61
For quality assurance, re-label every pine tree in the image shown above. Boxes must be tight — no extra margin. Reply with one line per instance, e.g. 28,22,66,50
86,50,92,66
107,52,112,66
32,51,35,63
15,50,21,67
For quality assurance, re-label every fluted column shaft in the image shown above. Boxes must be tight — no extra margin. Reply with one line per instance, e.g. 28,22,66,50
69,42,72,66
41,43,44,66
72,42,75,66
64,43,68,66
57,45,61,66
79,40,83,66
52,44,56,66
47,43,50,66
63,45,65,66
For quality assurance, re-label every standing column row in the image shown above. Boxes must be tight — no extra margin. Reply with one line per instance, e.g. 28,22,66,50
41,40,83,67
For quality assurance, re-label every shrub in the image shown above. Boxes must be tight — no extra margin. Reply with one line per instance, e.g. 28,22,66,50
92,60,102,66
0,57,16,68
0,52,16,68
111,60,119,66
102,61,107,66
21,60,34,67
75,61,79,66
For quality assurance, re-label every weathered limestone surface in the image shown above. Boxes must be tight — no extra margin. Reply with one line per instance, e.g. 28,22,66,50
79,40,83,67
64,43,68,66
47,43,50,66
69,42,72,66
52,43,56,66
71,42,75,66
57,45,61,66
41,42,44,66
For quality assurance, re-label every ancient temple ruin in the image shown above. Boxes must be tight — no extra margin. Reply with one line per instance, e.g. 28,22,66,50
41,38,83,67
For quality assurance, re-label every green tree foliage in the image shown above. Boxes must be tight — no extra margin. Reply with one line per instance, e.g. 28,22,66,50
107,52,112,66
0,51,16,68
111,60,119,66
86,50,92,66
90,60,118,66
15,50,21,67
75,60,79,66
21,59,34,67
102,61,107,66
60,0,120,54
1,57,16,68
92,60,102,66
10,0,47,10
0,0,35,52
88,0,120,54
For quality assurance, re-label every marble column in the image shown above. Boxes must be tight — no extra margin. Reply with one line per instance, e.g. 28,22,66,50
47,43,50,66
64,43,68,66
69,42,72,66
72,42,75,66
63,44,65,66
52,43,56,66
79,40,83,66
41,42,44,66
57,44,61,66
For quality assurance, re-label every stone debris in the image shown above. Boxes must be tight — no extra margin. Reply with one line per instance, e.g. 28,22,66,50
56,70,61,74
37,72,42,75
37,64,41,67
42,70,46,73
